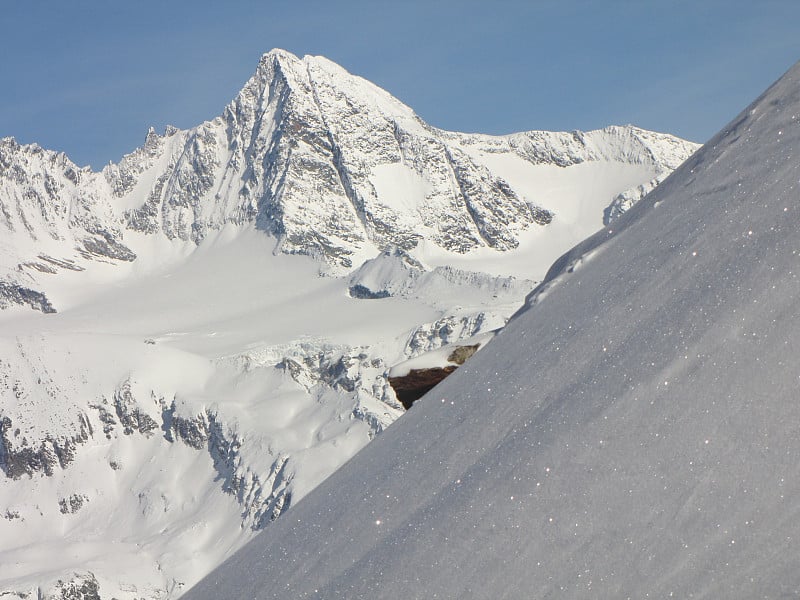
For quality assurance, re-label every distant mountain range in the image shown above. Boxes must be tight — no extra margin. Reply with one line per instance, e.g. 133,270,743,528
0,49,697,599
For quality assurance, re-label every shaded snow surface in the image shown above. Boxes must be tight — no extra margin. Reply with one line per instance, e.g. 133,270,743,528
184,62,800,599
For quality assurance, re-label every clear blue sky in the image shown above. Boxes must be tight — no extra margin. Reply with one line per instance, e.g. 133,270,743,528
2,0,799,169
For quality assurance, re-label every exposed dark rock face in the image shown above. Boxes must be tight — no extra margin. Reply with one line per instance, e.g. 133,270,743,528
113,380,158,436
58,494,88,514
161,399,293,529
1,368,294,534
78,230,136,262
88,400,117,439
0,591,31,599
348,284,390,299
388,343,482,409
50,573,101,600
0,414,92,478
447,344,479,365
0,282,55,313
389,366,457,409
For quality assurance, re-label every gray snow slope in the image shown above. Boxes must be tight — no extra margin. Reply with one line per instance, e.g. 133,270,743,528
183,61,800,599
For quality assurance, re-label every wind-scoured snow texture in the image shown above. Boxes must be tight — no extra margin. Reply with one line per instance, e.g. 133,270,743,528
0,49,697,599
184,62,800,600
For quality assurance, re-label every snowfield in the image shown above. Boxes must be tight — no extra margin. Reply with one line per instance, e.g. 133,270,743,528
0,50,698,598
183,62,800,598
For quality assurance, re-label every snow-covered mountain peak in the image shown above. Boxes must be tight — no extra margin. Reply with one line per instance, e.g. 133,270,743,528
259,47,300,64
249,48,420,119
2,51,698,309
0,136,81,176
247,47,306,95
0,50,701,599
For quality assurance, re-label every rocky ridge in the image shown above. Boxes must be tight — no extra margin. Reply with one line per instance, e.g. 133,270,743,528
1,50,697,311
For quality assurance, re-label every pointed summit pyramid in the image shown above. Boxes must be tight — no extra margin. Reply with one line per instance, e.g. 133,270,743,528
1,49,696,313
104,48,698,271
184,62,800,599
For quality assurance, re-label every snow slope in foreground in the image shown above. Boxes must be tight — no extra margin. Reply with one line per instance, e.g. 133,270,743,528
184,61,800,599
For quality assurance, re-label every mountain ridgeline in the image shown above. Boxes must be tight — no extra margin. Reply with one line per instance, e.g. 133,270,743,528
0,49,696,312
0,50,700,600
